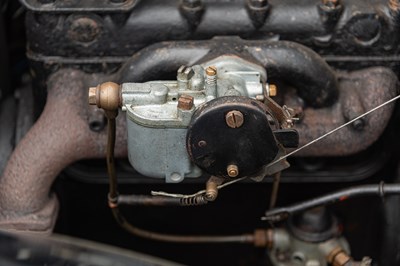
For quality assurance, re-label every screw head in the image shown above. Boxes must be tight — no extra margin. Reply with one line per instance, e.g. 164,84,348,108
205,66,217,76
227,164,239,178
225,110,244,128
177,65,194,81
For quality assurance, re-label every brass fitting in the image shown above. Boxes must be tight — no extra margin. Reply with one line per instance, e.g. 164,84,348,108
269,84,277,97
327,247,351,266
205,180,218,202
227,164,239,178
253,229,274,248
205,66,217,76
88,82,121,112
205,176,224,202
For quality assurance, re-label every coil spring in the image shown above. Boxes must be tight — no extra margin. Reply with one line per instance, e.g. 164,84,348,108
180,194,208,206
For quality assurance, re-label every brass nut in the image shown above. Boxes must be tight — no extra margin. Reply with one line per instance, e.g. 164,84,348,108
254,229,274,248
227,164,239,178
332,252,351,266
89,82,121,111
225,110,244,128
177,95,194,110
88,87,97,105
269,84,277,97
205,66,217,76
327,247,351,266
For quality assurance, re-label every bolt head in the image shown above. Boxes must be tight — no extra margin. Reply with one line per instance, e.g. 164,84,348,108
225,110,244,128
177,95,194,110
227,164,239,178
177,65,194,81
249,0,268,8
182,0,202,8
322,0,340,8
68,17,100,43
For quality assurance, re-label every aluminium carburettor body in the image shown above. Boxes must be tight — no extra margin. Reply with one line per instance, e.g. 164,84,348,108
118,56,298,182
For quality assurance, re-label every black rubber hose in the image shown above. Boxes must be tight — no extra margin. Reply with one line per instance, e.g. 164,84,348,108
264,183,400,222
117,38,338,107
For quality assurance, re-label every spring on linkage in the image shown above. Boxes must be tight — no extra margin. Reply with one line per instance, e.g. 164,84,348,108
180,194,209,206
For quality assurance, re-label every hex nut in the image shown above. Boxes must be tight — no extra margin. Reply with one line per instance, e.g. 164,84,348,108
177,95,194,110
88,87,97,105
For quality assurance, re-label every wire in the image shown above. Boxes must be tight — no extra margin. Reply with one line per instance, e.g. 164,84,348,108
269,172,281,209
262,94,400,222
265,94,400,169
151,177,246,199
263,182,400,222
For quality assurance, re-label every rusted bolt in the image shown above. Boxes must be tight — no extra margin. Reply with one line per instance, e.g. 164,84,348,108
322,0,340,8
225,110,244,128
227,164,239,177
177,95,194,110
269,84,277,97
205,66,217,76
182,0,202,8
249,0,268,8
88,82,121,111
68,17,100,43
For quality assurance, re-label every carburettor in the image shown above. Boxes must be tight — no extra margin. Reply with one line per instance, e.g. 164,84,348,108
90,56,298,183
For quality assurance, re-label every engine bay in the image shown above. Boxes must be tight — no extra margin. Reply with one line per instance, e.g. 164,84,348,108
1,0,400,265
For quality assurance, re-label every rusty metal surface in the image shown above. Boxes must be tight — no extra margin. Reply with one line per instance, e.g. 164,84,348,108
292,67,398,156
0,69,127,232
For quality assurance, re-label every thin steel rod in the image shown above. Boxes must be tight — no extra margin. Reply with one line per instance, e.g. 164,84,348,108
105,115,255,244
266,94,400,169
263,183,400,221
